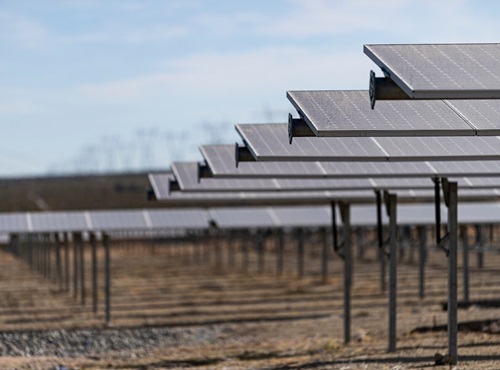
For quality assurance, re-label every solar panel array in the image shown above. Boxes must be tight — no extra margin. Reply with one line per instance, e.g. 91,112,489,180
202,144,500,179
237,123,500,162
287,90,479,136
173,161,446,192
364,43,500,99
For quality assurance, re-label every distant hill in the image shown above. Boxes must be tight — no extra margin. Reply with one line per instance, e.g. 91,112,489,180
0,172,169,212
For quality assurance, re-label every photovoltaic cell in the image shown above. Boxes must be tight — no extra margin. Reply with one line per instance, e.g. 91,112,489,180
147,209,210,229
0,213,28,233
374,136,500,161
148,173,175,200
90,211,149,231
201,145,327,178
237,123,500,162
209,208,276,229
29,212,88,232
446,100,500,135
236,124,387,161
172,161,284,191
365,43,500,99
287,90,475,136
270,206,330,228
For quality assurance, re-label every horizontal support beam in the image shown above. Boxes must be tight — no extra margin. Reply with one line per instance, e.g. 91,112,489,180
197,162,213,181
370,70,411,109
288,113,315,143
234,143,256,167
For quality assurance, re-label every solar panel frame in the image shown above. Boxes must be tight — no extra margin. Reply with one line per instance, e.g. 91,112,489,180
364,43,500,99
287,90,476,137
237,123,500,162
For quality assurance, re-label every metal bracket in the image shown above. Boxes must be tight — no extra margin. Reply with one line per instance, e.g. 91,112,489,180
438,232,451,256
234,143,255,168
339,201,349,224
383,191,393,217
369,70,410,110
442,177,450,208
168,178,181,194
288,113,314,144
197,161,212,182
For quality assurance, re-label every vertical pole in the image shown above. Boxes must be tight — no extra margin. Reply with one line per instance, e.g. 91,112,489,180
418,226,427,300
356,228,365,260
55,233,62,290
46,234,51,279
91,233,98,314
73,233,78,299
297,229,304,278
339,202,351,345
227,232,235,268
376,191,386,292
277,230,284,277
447,181,458,365
242,233,249,271
435,178,441,245
388,193,398,353
475,225,484,269
64,233,70,293
103,233,111,326
321,227,329,282
257,232,265,273
78,233,85,305
461,226,470,305
215,234,222,270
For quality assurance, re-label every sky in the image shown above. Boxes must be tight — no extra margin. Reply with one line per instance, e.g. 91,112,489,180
2,0,500,176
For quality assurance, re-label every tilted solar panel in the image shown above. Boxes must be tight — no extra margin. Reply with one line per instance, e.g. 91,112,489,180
287,90,475,136
365,43,500,99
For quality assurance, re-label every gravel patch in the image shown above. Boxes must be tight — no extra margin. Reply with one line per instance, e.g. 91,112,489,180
0,325,227,358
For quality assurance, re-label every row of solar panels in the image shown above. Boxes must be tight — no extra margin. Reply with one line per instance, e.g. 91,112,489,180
2,203,500,234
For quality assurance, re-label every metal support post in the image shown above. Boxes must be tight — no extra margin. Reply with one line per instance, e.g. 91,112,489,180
460,226,470,305
103,233,111,326
257,232,265,273
376,191,386,292
447,181,458,365
78,233,85,305
434,178,442,245
418,226,427,300
297,229,304,278
64,233,70,292
91,233,98,314
321,228,329,282
475,225,484,269
277,230,284,277
339,202,351,344
55,233,62,290
73,233,78,299
387,193,398,352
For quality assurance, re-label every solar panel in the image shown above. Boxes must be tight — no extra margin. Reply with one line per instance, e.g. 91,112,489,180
365,43,500,99
0,213,28,233
148,173,175,200
172,161,285,191
374,136,500,161
287,90,475,136
270,206,331,228
237,123,500,162
236,124,387,161
446,100,500,135
29,211,89,233
200,145,327,178
89,211,149,231
209,208,276,229
147,209,210,230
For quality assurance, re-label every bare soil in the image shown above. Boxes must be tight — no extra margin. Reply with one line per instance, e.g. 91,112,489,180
0,239,499,369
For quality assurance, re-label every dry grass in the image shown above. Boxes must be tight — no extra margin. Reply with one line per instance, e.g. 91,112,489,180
0,240,499,369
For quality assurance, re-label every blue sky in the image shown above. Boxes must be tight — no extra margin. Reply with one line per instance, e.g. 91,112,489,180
2,0,500,176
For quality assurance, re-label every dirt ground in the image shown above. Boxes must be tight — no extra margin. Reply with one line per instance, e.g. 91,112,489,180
0,236,500,369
